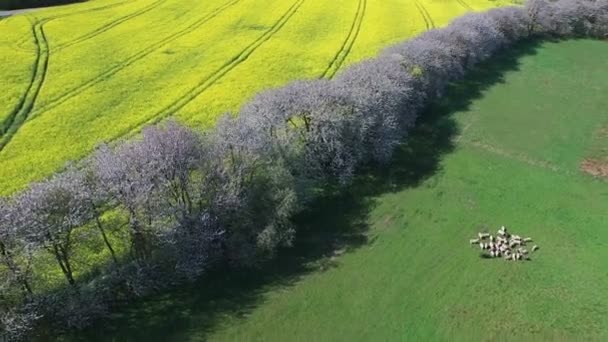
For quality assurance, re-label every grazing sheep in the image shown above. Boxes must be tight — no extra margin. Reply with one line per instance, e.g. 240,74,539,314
470,227,537,262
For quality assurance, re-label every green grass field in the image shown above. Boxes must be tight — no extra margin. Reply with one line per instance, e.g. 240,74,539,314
0,0,515,195
62,39,608,341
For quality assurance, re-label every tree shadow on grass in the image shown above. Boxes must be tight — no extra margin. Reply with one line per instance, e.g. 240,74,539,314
65,40,543,342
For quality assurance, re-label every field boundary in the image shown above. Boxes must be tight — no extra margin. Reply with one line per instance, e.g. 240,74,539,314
25,0,242,122
121,0,306,135
321,0,366,79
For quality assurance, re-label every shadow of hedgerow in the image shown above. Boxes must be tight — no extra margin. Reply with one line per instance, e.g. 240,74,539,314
61,40,542,342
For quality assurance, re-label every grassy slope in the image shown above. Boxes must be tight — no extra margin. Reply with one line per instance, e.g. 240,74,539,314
0,0,511,195
68,39,608,341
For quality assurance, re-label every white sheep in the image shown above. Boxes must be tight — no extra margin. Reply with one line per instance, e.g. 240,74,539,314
532,245,539,252
470,238,480,244
524,237,533,243
478,232,490,240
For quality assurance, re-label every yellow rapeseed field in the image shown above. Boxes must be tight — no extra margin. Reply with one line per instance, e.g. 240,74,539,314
0,0,515,195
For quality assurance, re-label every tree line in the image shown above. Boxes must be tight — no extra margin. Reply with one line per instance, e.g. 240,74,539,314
0,0,85,11
1,0,607,339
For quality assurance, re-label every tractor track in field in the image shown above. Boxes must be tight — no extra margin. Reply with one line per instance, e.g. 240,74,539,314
456,0,474,12
119,0,306,137
55,0,167,52
26,0,242,121
0,20,49,150
3,16,37,52
13,0,131,51
0,0,132,151
321,0,366,79
414,0,435,30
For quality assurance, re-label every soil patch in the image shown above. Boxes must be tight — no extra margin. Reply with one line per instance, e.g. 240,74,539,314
580,159,608,178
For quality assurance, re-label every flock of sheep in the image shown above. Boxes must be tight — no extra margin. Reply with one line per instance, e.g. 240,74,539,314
470,226,539,261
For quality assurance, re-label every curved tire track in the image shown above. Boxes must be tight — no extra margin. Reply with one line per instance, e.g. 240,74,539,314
29,0,242,119
0,20,49,150
414,0,435,30
121,0,306,137
8,15,38,53
456,0,474,11
13,0,130,51
321,0,366,79
0,0,132,150
55,0,166,52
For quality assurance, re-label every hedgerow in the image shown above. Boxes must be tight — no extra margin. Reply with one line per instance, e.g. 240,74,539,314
1,0,607,339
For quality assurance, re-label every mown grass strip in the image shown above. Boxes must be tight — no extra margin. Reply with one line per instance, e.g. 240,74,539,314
55,0,167,52
321,0,366,79
27,0,242,120
122,0,306,134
